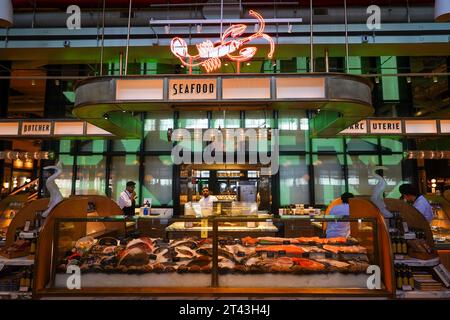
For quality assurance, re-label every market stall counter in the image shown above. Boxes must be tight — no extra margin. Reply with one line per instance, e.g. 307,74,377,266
33,198,395,298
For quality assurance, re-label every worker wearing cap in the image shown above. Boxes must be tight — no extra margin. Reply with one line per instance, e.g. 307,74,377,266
399,183,433,222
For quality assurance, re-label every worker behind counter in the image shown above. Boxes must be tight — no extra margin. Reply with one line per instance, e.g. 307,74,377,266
326,192,354,238
198,186,218,206
399,183,433,222
118,181,137,216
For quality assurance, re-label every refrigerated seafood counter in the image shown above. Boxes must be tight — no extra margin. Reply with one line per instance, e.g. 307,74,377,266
32,196,395,298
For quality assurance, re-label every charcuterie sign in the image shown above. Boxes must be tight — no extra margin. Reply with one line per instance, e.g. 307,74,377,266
170,10,275,73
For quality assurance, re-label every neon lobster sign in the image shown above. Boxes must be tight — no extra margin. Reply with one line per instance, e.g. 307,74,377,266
170,10,275,73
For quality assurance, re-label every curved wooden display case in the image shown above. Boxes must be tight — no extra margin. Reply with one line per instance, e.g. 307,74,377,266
384,199,434,247
0,194,30,237
33,197,395,299
34,196,123,297
5,198,49,246
325,197,395,297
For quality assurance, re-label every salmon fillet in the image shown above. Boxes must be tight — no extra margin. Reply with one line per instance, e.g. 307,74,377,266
296,237,321,244
323,245,367,254
318,237,348,244
291,258,326,271
241,236,258,246
257,237,300,244
255,245,304,256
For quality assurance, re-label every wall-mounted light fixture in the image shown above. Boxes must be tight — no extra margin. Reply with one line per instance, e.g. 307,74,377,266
435,0,450,22
13,158,24,169
0,0,13,28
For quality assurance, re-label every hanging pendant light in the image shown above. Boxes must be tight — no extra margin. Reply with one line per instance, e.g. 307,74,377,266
435,0,450,22
0,0,13,28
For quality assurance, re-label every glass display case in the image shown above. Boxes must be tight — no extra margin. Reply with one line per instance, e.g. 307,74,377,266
184,201,259,218
0,195,29,246
40,215,393,297
426,195,450,249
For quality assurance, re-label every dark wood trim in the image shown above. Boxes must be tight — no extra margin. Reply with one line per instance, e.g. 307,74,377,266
34,287,392,298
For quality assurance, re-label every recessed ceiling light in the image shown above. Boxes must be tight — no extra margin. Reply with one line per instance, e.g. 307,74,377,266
246,62,251,66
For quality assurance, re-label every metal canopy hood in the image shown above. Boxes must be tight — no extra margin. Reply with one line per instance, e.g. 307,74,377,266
73,73,374,139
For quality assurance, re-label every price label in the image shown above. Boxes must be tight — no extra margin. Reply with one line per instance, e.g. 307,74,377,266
201,219,208,238
402,285,413,291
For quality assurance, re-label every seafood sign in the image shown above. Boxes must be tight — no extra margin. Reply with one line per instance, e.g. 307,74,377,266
170,10,275,73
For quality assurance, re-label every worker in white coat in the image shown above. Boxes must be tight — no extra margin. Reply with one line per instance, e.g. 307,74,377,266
326,192,354,238
399,184,433,222
198,186,218,206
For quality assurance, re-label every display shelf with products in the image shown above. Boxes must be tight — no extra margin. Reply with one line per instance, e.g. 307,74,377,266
396,290,450,299
0,195,29,241
0,265,34,300
384,198,450,298
393,256,440,267
426,194,450,249
0,255,35,266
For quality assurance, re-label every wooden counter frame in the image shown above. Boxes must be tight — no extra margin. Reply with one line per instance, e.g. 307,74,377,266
34,195,123,295
34,208,395,298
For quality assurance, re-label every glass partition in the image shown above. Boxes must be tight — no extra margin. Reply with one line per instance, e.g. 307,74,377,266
278,110,309,151
313,155,345,205
110,155,139,203
75,155,106,196
347,155,379,196
142,156,173,206
144,111,174,151
279,155,310,205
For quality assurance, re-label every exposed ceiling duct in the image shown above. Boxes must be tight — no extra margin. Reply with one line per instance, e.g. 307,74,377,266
0,0,13,27
435,0,450,22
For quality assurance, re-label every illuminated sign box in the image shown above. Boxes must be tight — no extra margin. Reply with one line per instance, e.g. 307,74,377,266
54,122,84,135
21,122,51,135
168,78,217,100
340,121,367,134
0,123,19,136
86,123,113,135
116,79,164,101
405,120,437,134
440,120,450,133
222,78,270,99
369,120,402,134
276,78,325,99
